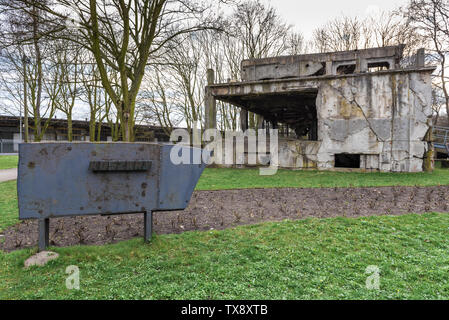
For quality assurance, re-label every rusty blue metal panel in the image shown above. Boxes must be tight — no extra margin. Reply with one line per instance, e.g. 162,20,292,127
157,145,207,211
18,142,208,220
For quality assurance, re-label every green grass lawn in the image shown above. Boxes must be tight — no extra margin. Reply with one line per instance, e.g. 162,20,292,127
1,166,449,300
1,153,448,189
1,213,449,299
196,167,449,190
0,180,18,231
0,155,18,170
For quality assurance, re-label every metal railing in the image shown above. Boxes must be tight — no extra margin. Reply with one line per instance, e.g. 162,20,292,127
0,139,18,154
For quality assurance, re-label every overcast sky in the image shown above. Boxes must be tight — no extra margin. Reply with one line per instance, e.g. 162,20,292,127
269,0,409,39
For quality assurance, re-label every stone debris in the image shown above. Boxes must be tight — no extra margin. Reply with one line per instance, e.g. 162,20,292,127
24,251,59,268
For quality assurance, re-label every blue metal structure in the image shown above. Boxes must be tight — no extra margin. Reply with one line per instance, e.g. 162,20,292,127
17,142,209,251
433,126,449,154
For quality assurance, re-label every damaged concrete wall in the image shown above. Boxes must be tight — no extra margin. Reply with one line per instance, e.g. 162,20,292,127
209,66,434,173
241,46,405,81
278,140,320,169
288,71,433,172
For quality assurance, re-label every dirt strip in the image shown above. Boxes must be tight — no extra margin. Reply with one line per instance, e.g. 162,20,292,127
1,185,449,251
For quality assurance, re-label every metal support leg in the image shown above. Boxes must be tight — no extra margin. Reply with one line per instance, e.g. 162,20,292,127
38,218,49,252
144,211,153,243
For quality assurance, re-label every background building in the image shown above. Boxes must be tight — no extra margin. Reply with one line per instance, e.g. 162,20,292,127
0,116,171,154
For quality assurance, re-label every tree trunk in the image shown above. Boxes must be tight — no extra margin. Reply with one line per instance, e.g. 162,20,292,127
125,101,136,142
89,110,96,142
32,4,43,141
23,58,29,143
96,122,102,142
123,115,129,142
67,114,73,142
249,112,255,129
439,55,449,127
89,121,96,142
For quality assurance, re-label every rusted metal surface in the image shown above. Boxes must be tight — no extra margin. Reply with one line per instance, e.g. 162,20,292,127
17,142,208,250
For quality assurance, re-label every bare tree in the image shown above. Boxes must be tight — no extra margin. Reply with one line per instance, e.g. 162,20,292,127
143,1,306,133
404,0,449,126
368,10,425,60
229,0,304,129
167,34,205,130
232,0,295,59
201,29,240,131
140,33,205,136
432,87,446,124
11,0,224,141
49,40,82,141
80,59,115,142
0,0,64,141
285,32,307,56
0,43,58,142
140,66,184,136
0,48,28,117
312,16,363,52
312,10,424,60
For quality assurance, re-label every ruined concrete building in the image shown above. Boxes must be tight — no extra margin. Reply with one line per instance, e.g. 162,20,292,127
205,45,436,172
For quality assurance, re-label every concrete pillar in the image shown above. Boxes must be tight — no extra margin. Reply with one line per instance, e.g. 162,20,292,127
359,58,368,73
240,109,248,131
205,69,216,130
355,57,362,73
416,48,425,67
249,112,256,129
257,115,264,129
325,61,333,75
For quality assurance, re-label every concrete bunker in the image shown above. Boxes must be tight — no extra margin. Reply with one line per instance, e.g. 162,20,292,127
205,45,436,173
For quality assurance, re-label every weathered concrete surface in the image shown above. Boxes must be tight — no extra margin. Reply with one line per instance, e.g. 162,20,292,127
278,140,320,169
209,67,435,173
0,168,17,182
314,70,433,172
209,45,435,173
241,45,404,81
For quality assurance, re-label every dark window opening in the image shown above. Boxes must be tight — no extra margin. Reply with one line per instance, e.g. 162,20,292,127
293,116,318,140
243,90,319,141
436,152,448,160
335,154,361,168
368,61,390,72
292,103,318,141
336,64,356,75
